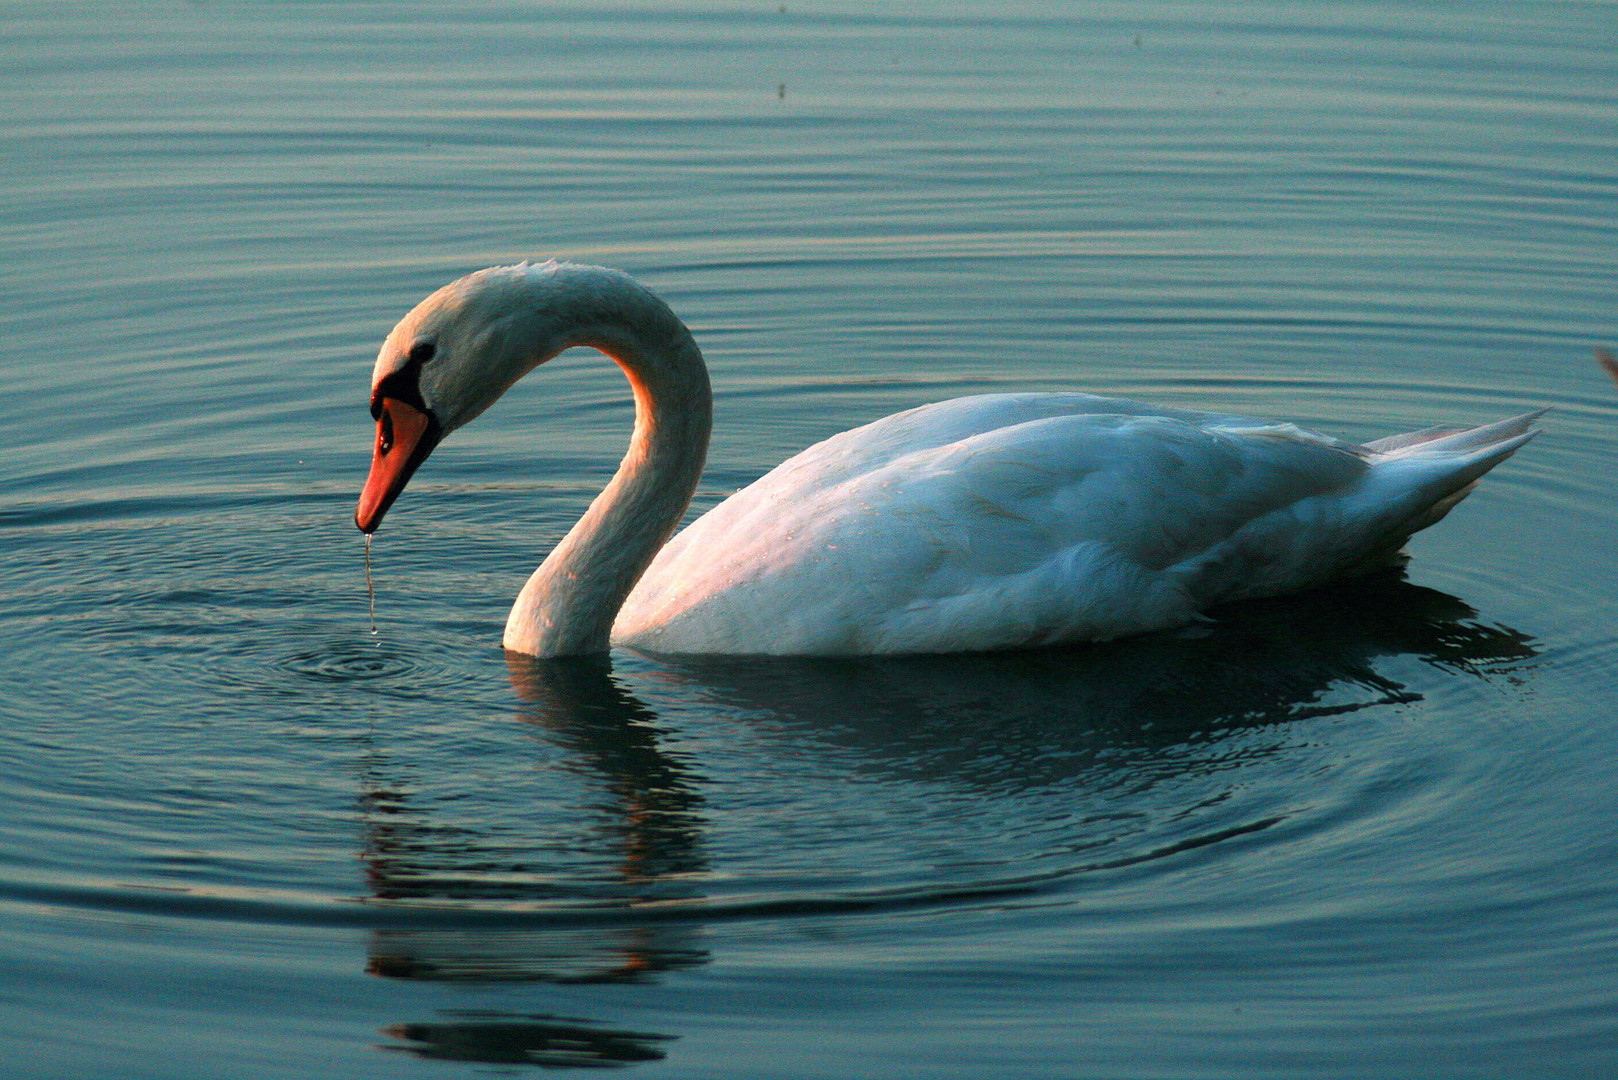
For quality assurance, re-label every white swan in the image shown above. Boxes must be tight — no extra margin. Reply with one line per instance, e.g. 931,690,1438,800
356,261,1540,658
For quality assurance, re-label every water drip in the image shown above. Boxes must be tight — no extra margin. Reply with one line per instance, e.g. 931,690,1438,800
364,533,377,635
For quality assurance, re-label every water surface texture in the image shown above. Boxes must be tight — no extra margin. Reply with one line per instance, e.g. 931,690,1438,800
3,2,1616,1077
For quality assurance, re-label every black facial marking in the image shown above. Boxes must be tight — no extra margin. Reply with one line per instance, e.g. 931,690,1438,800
370,339,435,418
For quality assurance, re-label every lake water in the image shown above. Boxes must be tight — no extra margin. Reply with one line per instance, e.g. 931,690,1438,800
3,1,1616,1076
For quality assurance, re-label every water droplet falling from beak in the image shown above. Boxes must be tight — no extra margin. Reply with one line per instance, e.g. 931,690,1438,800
364,533,377,635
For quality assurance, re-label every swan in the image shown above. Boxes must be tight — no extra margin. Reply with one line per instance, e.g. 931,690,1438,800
355,261,1540,658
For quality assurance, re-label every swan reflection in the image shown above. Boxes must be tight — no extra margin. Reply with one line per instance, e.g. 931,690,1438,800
382,1011,675,1069
646,569,1538,792
363,569,1535,1068
361,653,709,985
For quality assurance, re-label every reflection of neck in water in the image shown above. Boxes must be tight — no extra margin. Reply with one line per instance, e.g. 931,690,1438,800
505,653,707,887
359,654,709,986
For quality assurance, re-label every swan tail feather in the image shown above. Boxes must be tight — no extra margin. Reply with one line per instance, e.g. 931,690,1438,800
1366,408,1545,459
1364,409,1544,544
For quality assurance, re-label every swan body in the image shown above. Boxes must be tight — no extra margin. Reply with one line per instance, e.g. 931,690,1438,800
356,261,1540,658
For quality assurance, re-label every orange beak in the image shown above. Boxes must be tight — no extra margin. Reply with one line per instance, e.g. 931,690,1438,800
356,397,441,534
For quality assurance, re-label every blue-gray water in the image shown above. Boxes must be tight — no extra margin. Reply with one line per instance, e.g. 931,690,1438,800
3,2,1616,1076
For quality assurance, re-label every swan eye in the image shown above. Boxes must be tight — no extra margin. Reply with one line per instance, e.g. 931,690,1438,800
409,341,436,364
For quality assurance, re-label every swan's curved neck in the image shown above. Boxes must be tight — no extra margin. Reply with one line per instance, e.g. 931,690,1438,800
502,279,712,657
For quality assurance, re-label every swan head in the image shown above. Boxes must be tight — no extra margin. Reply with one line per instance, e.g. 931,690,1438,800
356,262,586,533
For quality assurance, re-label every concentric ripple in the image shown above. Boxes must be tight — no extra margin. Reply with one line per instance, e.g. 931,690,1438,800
277,640,417,683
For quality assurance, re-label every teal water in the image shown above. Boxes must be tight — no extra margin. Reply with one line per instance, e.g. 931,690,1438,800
2,2,1616,1076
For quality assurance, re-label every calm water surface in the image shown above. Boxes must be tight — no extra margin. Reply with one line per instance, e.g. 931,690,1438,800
3,2,1616,1076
